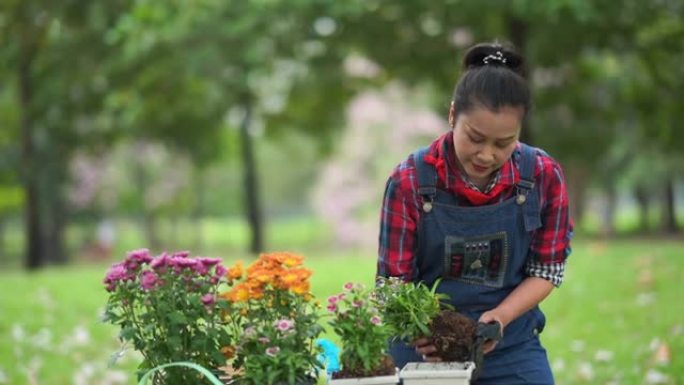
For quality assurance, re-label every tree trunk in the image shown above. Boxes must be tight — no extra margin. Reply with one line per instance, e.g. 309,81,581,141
43,191,68,264
634,185,650,232
239,97,264,254
18,42,44,270
506,15,532,145
661,176,678,234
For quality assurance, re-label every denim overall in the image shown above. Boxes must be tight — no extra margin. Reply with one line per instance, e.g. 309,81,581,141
389,144,554,384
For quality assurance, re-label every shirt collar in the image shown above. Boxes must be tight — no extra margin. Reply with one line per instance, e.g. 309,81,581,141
427,132,520,192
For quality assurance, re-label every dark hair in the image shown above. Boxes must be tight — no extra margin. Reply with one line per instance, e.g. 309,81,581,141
452,42,530,117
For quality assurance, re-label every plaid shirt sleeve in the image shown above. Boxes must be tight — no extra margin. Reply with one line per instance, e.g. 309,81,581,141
524,152,573,287
377,156,420,282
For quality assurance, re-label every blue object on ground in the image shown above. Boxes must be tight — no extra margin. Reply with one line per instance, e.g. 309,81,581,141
316,338,340,374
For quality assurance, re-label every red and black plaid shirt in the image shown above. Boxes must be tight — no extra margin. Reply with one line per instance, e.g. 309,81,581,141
377,133,573,286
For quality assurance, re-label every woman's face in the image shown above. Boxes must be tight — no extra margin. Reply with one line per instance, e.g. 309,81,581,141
449,104,523,187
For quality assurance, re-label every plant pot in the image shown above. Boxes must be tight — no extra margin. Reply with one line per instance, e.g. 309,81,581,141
399,362,474,385
329,371,399,385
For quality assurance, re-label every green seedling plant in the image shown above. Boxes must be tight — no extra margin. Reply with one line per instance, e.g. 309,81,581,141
375,277,450,342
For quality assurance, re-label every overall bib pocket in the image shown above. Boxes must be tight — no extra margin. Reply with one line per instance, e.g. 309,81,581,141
444,232,509,288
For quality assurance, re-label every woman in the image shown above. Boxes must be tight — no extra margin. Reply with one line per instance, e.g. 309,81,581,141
377,42,572,384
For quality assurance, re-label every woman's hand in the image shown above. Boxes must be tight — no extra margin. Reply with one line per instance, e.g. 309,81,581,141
478,311,505,354
413,337,442,362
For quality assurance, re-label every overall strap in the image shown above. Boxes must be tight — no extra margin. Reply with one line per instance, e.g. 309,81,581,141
411,146,437,281
413,146,438,213
516,143,542,231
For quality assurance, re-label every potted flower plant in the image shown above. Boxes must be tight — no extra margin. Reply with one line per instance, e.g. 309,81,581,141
219,252,324,385
327,282,399,385
375,277,477,385
103,249,238,385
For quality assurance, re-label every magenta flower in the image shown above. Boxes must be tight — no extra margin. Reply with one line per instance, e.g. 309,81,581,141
370,315,382,325
172,251,190,258
326,304,338,313
150,253,169,272
173,257,198,269
201,294,215,306
214,265,226,277
126,249,152,264
194,263,210,276
103,263,128,291
140,271,159,291
265,346,280,357
343,282,354,290
198,257,221,267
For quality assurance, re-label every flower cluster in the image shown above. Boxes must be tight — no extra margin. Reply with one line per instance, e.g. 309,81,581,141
220,252,323,385
103,249,235,385
327,282,394,378
374,277,450,342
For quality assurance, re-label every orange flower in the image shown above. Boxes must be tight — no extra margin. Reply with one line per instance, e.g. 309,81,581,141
280,271,300,287
226,283,250,303
251,269,273,284
290,281,310,295
279,252,304,267
227,262,243,280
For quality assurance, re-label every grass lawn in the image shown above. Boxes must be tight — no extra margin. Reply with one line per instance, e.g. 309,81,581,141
0,237,682,384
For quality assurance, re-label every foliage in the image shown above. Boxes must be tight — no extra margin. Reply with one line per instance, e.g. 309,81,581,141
326,282,393,377
375,277,448,342
220,252,323,385
102,249,236,385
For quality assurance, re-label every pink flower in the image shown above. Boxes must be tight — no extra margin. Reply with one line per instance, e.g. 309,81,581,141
370,315,382,325
198,257,221,267
172,251,190,258
201,294,215,306
244,326,256,337
343,282,354,290
265,346,280,357
258,337,270,344
352,300,363,308
214,265,226,278
127,248,152,262
194,263,209,276
327,295,339,304
326,304,338,313
150,253,169,272
274,319,294,332
173,257,197,269
140,271,159,291
337,293,346,301
103,263,128,291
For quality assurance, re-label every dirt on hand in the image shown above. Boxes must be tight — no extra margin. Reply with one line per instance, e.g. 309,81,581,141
429,310,477,362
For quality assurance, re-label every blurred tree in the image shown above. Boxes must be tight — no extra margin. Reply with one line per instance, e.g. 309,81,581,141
1,1,133,269
107,0,351,253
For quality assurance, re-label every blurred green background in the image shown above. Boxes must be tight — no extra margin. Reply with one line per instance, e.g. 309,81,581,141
1,0,683,384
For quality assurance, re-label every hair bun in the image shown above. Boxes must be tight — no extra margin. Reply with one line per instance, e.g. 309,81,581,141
463,42,527,78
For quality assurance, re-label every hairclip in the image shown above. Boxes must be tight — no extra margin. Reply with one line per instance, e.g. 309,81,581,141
482,51,507,65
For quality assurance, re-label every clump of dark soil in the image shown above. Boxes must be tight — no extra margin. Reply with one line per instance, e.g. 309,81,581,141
429,310,477,361
332,354,396,379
